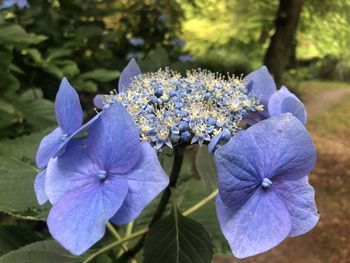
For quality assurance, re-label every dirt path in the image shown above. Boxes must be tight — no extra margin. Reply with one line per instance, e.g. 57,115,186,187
304,88,350,118
215,86,350,263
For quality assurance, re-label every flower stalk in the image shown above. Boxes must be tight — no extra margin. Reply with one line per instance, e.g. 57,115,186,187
117,145,187,261
84,187,220,263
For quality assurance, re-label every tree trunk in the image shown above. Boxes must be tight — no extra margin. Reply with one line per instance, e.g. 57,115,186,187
263,0,304,87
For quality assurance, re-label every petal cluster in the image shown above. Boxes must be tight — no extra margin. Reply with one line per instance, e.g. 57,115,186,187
95,60,263,150
214,114,319,258
34,77,168,255
244,66,307,125
45,103,168,255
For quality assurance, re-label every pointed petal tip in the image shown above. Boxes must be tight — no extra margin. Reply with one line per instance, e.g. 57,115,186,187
55,77,83,135
244,65,277,111
118,59,142,93
59,77,71,91
47,178,128,255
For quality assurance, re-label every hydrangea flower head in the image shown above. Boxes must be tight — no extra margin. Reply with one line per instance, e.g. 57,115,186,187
45,103,168,255
35,77,99,204
97,61,263,150
244,66,306,125
214,114,319,258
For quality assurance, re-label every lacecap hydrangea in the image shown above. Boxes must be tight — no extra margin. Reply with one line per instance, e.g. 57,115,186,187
94,60,263,150
35,59,318,259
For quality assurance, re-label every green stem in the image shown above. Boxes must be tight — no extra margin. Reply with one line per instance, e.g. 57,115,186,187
118,145,187,261
82,228,148,263
126,221,134,236
183,188,218,216
86,187,218,263
106,222,129,253
150,145,186,225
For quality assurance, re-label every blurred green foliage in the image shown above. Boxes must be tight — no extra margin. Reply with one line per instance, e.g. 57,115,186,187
181,0,350,79
0,0,184,138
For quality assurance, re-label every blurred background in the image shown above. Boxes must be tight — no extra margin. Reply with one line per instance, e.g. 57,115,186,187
0,0,349,262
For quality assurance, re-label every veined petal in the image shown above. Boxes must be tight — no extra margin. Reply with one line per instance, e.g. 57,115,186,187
214,131,263,209
87,103,141,174
244,66,276,116
34,169,48,205
215,114,316,209
35,127,66,169
111,143,168,224
249,114,316,180
216,190,292,258
46,140,98,204
118,59,141,93
55,77,83,135
268,86,307,125
273,176,319,237
47,177,128,255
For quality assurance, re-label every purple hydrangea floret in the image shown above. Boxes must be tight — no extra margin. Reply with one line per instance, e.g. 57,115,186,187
244,66,307,125
214,113,319,258
34,78,99,204
118,58,142,93
45,103,169,255
93,59,142,109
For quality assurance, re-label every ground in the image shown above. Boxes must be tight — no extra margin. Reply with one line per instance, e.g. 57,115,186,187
215,81,350,263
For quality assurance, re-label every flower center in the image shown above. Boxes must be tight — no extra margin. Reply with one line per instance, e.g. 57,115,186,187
261,178,272,188
60,134,68,141
96,170,108,180
100,69,263,150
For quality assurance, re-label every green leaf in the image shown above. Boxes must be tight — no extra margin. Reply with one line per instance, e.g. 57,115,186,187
0,24,46,46
0,50,12,70
0,73,20,100
71,79,98,93
15,90,56,129
0,225,44,256
0,99,15,115
143,209,213,263
177,179,230,254
80,69,120,82
0,111,21,129
0,128,52,220
0,241,83,263
23,48,43,64
43,60,79,79
195,145,217,192
46,49,73,61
